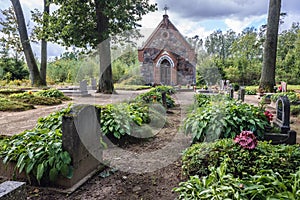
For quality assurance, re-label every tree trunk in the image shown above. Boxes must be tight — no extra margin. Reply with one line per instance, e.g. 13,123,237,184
259,0,281,92
40,0,49,84
11,0,45,86
95,0,114,94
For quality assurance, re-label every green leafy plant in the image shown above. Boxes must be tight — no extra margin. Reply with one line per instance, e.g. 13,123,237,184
245,87,257,95
34,88,71,100
9,92,62,105
182,139,300,179
0,97,34,111
271,92,300,104
135,89,175,108
291,105,300,116
99,103,150,140
174,160,300,200
150,86,176,95
0,106,73,184
183,99,269,143
194,93,211,107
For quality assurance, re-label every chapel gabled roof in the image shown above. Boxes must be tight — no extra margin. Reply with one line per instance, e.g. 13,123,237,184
139,14,194,51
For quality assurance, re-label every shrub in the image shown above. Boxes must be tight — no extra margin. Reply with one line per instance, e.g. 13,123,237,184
245,87,257,95
0,89,24,95
150,86,176,95
135,89,175,108
270,92,299,104
183,99,269,143
174,161,300,200
182,139,300,178
194,94,210,107
291,105,300,116
0,106,73,184
0,97,34,111
35,88,71,100
9,92,62,106
118,75,146,85
232,83,240,91
99,103,151,140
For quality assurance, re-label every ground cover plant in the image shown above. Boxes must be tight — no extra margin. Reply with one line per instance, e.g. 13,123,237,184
0,97,34,111
114,84,151,91
245,87,257,95
0,88,71,111
99,86,175,142
270,92,300,104
175,137,300,199
135,86,175,108
0,106,73,184
183,94,269,143
9,92,62,106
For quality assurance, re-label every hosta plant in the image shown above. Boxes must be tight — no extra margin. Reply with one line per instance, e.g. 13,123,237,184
0,106,73,184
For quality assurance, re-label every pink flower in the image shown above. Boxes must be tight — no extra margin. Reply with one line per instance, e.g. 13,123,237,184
264,110,273,122
234,131,258,150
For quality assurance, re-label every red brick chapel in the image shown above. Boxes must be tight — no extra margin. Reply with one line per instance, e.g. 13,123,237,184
138,13,197,86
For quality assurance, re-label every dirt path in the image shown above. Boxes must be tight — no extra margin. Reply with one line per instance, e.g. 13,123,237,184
0,90,148,136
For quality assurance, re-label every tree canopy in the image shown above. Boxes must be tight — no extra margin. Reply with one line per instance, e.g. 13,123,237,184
43,0,156,93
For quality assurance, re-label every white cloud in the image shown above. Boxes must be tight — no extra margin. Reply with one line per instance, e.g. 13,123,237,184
224,15,266,33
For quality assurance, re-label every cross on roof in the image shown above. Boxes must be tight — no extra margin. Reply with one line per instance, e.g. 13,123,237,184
164,5,169,15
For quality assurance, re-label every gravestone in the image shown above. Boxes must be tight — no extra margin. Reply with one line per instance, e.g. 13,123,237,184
79,80,88,93
91,78,97,90
227,87,234,99
161,92,167,108
275,96,290,133
238,87,245,102
60,105,103,188
220,80,225,90
264,96,296,144
281,81,287,92
0,181,26,200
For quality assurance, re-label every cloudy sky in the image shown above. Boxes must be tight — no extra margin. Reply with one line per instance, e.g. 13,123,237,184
142,0,300,39
1,0,300,58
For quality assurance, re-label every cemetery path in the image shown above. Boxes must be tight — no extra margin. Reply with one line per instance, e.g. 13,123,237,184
0,90,147,136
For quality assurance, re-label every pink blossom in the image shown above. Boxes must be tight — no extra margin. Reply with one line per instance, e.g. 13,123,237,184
234,131,258,150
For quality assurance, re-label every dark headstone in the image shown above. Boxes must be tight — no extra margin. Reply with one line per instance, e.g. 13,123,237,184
228,88,234,99
238,87,245,102
161,92,167,108
0,181,26,200
275,96,290,134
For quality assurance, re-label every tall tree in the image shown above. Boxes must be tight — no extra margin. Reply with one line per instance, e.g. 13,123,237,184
46,0,157,93
259,0,281,92
40,0,50,83
10,0,46,86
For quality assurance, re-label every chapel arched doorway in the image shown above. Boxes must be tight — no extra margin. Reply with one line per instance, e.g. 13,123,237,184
160,59,171,85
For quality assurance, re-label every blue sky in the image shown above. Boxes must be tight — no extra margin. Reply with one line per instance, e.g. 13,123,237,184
1,0,300,59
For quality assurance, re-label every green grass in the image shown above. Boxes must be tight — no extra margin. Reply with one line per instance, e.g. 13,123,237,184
245,85,300,91
114,84,151,90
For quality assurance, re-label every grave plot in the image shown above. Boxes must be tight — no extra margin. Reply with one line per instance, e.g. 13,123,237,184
264,95,297,144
